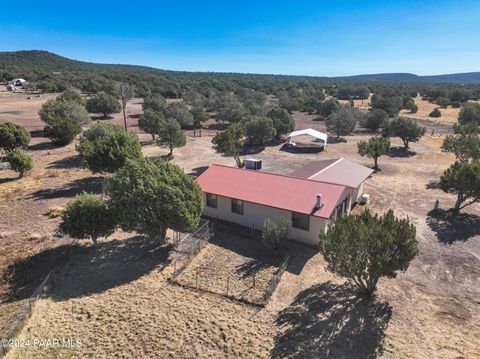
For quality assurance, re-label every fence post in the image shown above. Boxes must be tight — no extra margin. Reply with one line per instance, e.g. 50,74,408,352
227,276,230,296
195,270,198,288
253,274,256,288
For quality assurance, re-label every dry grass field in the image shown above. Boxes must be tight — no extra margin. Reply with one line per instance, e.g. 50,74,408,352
1,91,479,358
173,228,284,306
337,92,463,125
399,95,461,125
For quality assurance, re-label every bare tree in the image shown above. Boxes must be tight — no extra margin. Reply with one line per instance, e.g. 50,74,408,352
118,82,136,131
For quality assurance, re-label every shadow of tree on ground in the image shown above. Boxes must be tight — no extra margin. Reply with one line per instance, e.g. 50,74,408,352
28,141,58,151
425,180,441,190
427,209,480,244
27,176,103,200
47,155,81,169
235,258,271,279
210,221,317,275
271,281,392,359
3,236,172,303
388,147,416,158
0,177,17,184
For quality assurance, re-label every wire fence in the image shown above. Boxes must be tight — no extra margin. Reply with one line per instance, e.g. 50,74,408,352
171,220,213,278
264,255,290,304
172,245,290,307
0,241,75,358
0,270,54,357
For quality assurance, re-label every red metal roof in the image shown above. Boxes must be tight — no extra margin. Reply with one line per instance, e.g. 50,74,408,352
289,158,374,188
196,164,346,219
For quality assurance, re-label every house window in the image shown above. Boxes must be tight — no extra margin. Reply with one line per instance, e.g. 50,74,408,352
231,199,244,215
292,212,310,231
206,193,217,208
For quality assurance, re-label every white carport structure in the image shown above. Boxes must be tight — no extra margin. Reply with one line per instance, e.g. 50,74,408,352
287,128,328,148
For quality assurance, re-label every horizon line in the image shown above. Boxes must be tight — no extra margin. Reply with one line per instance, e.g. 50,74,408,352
2,49,480,79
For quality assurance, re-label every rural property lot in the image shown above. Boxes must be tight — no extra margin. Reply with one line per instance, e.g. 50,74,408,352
1,91,479,358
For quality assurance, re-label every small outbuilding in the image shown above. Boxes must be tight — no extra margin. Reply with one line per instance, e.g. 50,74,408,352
287,128,328,148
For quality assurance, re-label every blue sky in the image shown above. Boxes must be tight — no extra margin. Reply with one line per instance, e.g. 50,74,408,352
1,1,479,76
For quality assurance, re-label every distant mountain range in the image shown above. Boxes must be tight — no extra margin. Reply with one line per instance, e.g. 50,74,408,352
1,50,480,84
334,72,480,84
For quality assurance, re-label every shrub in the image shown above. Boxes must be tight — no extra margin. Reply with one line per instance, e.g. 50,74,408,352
60,193,116,245
57,90,85,105
45,207,65,218
86,92,121,117
39,99,90,125
0,122,31,152
262,217,292,253
451,101,462,108
429,108,441,117
44,117,81,145
404,98,418,113
6,149,33,177
436,97,450,108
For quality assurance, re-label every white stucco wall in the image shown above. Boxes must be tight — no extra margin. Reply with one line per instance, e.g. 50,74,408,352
352,182,364,202
202,194,330,245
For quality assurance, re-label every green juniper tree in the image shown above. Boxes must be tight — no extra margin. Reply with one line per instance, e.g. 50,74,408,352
108,157,203,242
439,161,480,212
0,122,31,152
357,136,390,171
157,119,187,156
319,209,418,296
211,123,245,167
60,193,116,245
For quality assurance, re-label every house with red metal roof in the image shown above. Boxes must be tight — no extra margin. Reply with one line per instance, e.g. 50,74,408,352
196,162,365,245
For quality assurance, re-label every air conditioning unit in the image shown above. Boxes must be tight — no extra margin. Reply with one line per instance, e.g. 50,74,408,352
244,159,262,170
360,194,370,204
